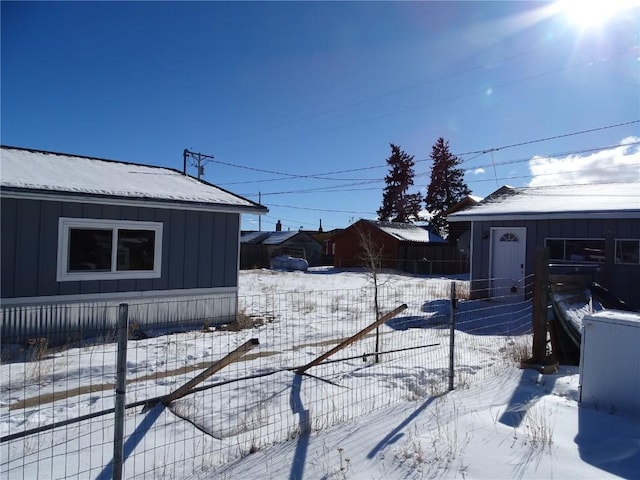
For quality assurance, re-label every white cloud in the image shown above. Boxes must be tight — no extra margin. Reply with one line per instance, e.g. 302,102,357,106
528,136,640,187
473,167,486,175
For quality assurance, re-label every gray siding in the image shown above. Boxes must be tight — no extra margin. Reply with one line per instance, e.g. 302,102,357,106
1,198,240,299
470,217,640,308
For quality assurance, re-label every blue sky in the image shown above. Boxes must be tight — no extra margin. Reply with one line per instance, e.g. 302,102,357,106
2,1,639,231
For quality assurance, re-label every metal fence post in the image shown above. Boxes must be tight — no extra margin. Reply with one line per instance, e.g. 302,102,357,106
113,303,128,480
448,282,456,391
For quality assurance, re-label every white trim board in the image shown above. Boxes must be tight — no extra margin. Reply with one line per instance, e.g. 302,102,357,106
1,286,238,307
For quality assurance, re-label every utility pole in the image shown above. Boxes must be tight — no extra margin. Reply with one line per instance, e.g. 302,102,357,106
183,149,214,180
258,192,262,231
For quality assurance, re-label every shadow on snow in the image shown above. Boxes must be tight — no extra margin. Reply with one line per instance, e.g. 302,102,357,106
386,299,532,336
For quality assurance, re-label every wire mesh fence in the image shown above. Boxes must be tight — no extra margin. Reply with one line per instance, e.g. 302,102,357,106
1,271,533,479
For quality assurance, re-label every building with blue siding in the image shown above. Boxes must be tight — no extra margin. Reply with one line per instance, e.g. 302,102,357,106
1,146,267,346
448,183,640,308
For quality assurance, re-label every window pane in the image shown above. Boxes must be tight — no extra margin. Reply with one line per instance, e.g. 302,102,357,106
546,239,564,261
68,229,112,271
616,240,640,264
565,239,605,263
117,229,155,271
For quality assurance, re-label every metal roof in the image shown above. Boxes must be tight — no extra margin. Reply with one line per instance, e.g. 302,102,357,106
363,220,448,243
448,183,640,221
1,146,268,214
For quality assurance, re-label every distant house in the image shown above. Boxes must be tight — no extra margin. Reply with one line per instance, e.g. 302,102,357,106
0,146,267,346
240,230,322,269
448,183,640,308
329,219,461,274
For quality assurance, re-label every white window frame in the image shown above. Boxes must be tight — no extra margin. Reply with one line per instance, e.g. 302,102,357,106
57,217,163,282
545,237,606,264
615,238,640,265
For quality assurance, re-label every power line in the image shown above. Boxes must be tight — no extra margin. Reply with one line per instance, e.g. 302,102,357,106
467,140,640,171
457,120,640,161
211,35,583,146
215,44,638,156
264,203,376,215
238,139,640,196
212,24,635,150
217,120,639,187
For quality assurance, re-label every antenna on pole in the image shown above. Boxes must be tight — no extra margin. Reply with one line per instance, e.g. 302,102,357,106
183,149,214,180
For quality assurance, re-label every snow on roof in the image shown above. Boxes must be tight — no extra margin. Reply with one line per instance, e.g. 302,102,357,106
367,220,447,243
262,231,302,245
240,231,271,244
0,146,267,212
240,231,303,245
449,183,640,221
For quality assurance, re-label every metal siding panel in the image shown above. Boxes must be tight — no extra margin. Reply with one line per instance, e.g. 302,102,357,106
121,206,139,221
211,213,226,286
198,212,214,288
152,209,171,290
1,198,18,298
14,200,41,297
38,201,62,296
183,211,200,289
62,202,83,218
80,280,102,295
117,279,137,292
226,214,240,286
586,218,604,237
101,204,121,220
561,218,577,237
135,278,154,291
58,279,82,296
138,208,156,222
477,221,491,278
168,209,186,289
82,203,103,218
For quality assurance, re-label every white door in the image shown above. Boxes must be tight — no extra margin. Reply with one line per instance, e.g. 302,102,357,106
490,227,526,302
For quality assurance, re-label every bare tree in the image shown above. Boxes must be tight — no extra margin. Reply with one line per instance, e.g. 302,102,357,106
357,227,384,363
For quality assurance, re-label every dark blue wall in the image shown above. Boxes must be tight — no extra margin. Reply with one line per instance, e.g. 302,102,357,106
469,217,640,309
1,197,240,298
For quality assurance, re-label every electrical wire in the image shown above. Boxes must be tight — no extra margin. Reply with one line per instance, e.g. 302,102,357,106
218,120,639,187
238,139,640,197
211,35,586,146
214,44,638,156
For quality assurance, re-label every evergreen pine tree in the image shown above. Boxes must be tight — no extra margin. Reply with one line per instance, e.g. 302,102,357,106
377,144,423,223
425,137,471,238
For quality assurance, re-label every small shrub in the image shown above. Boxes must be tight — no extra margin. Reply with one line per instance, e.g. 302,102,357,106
501,336,531,364
225,309,266,331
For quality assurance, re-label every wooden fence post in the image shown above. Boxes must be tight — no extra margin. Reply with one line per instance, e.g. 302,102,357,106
531,247,550,362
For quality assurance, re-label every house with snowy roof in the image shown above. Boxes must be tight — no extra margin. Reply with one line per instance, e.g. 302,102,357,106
329,219,461,274
448,183,640,308
0,146,267,346
240,229,322,269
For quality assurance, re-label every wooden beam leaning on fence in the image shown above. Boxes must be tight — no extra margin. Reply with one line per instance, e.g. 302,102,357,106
144,338,260,411
296,304,408,375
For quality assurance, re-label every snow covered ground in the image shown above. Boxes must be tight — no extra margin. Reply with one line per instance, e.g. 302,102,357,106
1,268,639,479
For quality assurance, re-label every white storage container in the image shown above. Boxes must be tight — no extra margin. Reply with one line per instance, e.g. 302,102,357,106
579,310,640,416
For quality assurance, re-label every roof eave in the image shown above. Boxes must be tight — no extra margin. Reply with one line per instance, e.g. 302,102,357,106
448,210,640,222
0,187,269,215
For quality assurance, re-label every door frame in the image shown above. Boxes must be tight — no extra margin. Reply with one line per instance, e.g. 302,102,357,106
489,227,527,300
